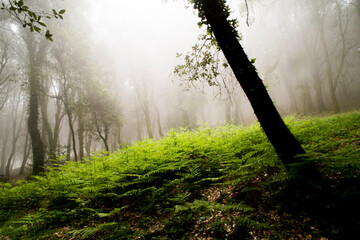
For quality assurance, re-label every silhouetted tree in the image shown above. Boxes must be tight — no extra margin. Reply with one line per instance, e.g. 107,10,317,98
189,0,306,165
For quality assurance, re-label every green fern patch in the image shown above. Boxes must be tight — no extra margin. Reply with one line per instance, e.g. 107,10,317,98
0,111,359,239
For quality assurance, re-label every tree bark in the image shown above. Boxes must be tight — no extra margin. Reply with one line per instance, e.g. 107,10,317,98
200,0,305,165
26,33,47,175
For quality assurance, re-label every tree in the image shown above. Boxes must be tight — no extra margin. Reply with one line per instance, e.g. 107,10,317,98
1,0,65,175
189,0,306,166
25,30,48,175
86,82,123,153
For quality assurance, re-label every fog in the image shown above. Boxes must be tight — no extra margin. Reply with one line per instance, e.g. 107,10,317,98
0,0,359,176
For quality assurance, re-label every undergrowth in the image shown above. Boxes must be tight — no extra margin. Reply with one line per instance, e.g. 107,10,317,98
0,111,359,239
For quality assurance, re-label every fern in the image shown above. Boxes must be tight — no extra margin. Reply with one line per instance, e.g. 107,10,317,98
70,222,117,239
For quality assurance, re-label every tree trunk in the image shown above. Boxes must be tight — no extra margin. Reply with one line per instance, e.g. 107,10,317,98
66,128,72,161
64,99,78,161
0,117,10,175
78,111,85,160
85,133,92,157
200,0,305,165
19,133,30,175
153,103,164,137
26,33,46,175
5,101,24,176
136,111,143,141
40,95,53,159
144,104,153,139
313,76,327,112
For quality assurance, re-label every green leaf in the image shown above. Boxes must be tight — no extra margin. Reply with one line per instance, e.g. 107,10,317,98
34,26,41,32
18,0,24,7
38,21,46,27
59,9,66,14
45,30,50,35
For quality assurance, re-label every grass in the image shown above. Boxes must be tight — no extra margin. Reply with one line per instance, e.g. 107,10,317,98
0,111,359,239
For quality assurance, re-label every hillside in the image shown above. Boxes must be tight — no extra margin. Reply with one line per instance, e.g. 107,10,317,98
0,111,359,240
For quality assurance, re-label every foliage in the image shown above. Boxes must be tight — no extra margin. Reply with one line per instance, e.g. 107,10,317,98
0,0,65,41
0,111,359,239
174,0,241,97
189,0,240,39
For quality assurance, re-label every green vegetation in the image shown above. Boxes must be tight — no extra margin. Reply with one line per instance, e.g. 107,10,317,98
1,111,359,239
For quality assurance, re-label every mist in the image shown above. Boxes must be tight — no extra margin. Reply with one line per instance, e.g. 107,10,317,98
0,0,359,176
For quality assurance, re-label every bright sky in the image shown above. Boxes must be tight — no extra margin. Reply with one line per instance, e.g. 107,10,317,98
90,0,202,74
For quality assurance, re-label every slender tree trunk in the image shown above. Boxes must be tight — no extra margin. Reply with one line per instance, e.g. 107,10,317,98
116,128,122,148
85,133,92,157
0,117,10,175
98,128,110,153
40,96,53,158
64,99,77,161
66,128,72,161
136,111,143,140
144,105,153,139
51,99,66,162
200,0,305,165
153,103,164,137
5,101,25,176
78,111,85,160
313,76,327,112
19,133,30,175
135,85,153,139
93,112,110,153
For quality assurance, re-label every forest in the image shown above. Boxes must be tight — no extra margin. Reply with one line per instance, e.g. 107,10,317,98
0,0,359,239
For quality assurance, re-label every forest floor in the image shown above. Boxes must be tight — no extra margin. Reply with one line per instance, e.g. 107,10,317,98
0,111,359,240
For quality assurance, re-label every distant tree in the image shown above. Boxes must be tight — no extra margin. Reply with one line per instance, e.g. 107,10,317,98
0,37,15,111
86,81,123,153
5,92,25,176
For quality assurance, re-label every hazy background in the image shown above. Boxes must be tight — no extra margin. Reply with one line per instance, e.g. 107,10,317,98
0,0,359,175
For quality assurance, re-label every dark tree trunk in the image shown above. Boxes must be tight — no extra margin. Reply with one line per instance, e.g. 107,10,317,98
26,33,47,175
200,0,305,165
